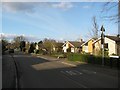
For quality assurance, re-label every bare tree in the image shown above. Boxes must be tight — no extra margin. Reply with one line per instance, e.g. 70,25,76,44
92,16,99,39
101,0,119,23
13,35,26,49
86,16,99,39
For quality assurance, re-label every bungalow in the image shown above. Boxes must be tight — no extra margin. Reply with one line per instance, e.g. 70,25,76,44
62,41,84,53
92,35,120,56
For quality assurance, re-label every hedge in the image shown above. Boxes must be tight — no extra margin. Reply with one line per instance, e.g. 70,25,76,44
67,53,119,67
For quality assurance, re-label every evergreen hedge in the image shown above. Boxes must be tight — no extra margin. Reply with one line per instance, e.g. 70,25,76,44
67,53,118,67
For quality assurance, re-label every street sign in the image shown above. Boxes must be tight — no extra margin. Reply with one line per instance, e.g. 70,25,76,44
100,25,105,32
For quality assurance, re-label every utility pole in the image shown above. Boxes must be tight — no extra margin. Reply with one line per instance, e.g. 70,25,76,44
118,1,120,35
101,25,105,66
118,1,120,56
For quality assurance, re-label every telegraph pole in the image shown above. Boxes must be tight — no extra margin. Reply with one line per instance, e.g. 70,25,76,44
118,0,120,35
101,25,105,66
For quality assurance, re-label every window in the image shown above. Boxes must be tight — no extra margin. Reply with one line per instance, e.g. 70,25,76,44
104,43,108,48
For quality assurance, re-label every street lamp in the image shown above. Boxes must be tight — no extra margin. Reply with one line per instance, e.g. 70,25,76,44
100,25,105,66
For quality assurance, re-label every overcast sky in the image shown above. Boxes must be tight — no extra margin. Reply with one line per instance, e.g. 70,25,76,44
1,1,118,42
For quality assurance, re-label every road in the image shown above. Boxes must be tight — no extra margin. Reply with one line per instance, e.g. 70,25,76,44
3,52,119,88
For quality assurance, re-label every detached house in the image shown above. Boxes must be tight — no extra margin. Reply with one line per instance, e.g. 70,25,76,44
93,35,120,56
82,35,120,56
52,42,64,52
62,41,84,53
81,38,96,54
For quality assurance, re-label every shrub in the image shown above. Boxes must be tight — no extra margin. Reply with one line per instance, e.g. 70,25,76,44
35,50,40,54
67,53,89,62
67,53,113,65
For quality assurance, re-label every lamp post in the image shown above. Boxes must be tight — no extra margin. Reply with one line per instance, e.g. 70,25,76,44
101,25,105,66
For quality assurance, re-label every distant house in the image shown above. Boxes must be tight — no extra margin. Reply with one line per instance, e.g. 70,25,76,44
92,35,120,56
52,42,64,52
81,38,96,54
35,43,39,50
62,41,84,53
25,42,30,53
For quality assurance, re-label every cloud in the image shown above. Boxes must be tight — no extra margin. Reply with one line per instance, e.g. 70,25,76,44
82,5,91,9
0,33,18,39
0,33,40,42
2,0,118,2
3,2,38,13
2,2,74,13
52,2,74,10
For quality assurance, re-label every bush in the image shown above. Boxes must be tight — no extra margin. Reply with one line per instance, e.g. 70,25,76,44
67,53,89,62
35,50,40,54
23,48,26,52
67,53,119,68
67,53,113,65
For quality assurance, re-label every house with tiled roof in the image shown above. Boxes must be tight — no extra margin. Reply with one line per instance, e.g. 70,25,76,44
81,35,120,56
62,40,84,53
92,35,120,56
53,42,64,52
81,38,97,54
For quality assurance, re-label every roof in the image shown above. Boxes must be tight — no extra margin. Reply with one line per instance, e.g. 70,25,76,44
69,41,83,47
92,35,120,44
105,35,120,42
81,38,97,46
62,41,84,48
92,37,101,45
55,42,64,48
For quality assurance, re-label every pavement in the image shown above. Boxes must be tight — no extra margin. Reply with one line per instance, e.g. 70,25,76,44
2,52,119,88
2,54,17,88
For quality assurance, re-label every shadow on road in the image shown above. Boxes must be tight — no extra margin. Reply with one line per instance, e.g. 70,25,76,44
2,53,119,88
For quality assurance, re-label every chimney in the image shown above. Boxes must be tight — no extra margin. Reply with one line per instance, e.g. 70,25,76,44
79,39,83,42
117,34,120,38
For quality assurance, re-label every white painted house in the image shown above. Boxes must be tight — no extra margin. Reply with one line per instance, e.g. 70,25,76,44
92,35,120,56
62,41,84,53
105,35,120,56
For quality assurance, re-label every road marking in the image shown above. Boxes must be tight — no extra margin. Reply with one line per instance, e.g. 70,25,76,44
72,70,83,75
61,71,75,76
61,62,76,67
60,70,83,76
60,72,87,88
82,69,96,74
66,71,77,75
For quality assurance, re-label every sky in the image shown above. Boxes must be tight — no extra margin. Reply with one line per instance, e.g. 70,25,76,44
0,1,118,42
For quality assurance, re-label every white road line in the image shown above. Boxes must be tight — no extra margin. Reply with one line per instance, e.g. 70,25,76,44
82,69,96,74
60,70,83,76
60,73,88,88
66,71,77,75
72,70,83,75
61,62,76,67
